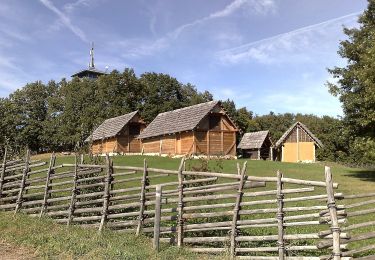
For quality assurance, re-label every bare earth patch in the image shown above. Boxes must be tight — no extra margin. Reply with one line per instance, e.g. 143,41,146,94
0,240,37,260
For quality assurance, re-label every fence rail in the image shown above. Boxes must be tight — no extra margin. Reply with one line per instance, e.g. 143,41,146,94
0,149,373,259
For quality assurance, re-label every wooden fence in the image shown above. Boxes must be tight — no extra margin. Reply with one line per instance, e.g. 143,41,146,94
0,149,374,259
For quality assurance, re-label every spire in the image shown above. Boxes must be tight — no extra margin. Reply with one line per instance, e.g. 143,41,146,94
89,42,95,69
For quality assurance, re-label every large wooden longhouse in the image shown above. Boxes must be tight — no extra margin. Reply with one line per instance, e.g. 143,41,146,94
275,121,323,163
238,130,273,160
86,111,146,154
138,101,239,157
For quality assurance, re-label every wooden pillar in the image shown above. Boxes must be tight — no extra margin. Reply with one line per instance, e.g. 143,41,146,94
296,126,300,162
257,149,261,160
67,155,79,226
276,170,285,260
325,166,341,260
230,161,247,258
128,134,130,153
39,153,56,217
153,184,162,251
221,131,224,155
0,147,8,198
15,149,30,213
207,131,210,158
177,158,185,247
270,146,273,161
159,138,162,156
99,154,113,232
136,159,149,236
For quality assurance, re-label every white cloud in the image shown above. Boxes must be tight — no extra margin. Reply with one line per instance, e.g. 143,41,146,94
109,0,276,59
39,0,88,42
216,87,253,101
257,74,343,116
171,0,276,39
217,11,361,65
64,0,93,13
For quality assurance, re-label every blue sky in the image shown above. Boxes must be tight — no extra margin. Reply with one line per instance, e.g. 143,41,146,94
0,0,367,117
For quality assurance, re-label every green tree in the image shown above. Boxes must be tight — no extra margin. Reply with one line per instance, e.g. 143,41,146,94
328,0,375,162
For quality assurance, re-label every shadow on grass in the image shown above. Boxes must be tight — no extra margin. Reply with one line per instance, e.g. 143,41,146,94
345,169,375,182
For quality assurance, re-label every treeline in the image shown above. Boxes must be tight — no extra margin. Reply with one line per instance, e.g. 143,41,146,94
0,68,371,165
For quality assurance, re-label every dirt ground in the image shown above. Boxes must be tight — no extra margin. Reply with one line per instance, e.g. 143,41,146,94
0,240,37,260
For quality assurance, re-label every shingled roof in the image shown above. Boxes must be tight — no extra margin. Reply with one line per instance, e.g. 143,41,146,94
238,131,270,149
275,121,323,148
138,101,235,139
86,111,139,142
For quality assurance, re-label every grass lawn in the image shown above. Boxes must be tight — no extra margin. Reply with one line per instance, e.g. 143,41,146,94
0,212,212,260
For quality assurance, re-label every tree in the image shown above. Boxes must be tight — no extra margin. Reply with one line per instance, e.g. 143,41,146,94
328,0,375,162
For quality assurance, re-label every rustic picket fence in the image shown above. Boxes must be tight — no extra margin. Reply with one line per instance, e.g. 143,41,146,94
0,148,374,259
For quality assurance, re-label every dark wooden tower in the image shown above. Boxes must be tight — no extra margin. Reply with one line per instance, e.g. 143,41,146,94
71,43,106,79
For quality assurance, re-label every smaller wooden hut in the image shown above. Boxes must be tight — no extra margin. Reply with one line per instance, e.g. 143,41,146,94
275,122,323,163
238,130,274,160
86,111,146,155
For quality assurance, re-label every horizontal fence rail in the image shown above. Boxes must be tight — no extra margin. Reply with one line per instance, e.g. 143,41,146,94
0,149,373,259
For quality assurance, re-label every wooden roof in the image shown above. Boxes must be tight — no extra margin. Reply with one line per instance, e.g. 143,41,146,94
71,68,107,78
275,121,323,148
86,111,139,142
138,101,237,139
238,130,271,149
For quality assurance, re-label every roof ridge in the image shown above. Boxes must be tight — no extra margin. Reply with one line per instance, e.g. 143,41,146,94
158,100,218,116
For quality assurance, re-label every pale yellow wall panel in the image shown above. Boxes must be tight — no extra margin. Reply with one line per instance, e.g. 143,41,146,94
298,142,315,162
283,143,298,162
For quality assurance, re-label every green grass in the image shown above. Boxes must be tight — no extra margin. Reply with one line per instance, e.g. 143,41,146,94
0,212,214,260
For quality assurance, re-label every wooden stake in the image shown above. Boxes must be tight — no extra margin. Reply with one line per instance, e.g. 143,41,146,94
80,154,84,164
177,158,185,247
0,146,8,198
67,155,79,226
99,154,113,232
15,148,30,213
325,166,341,260
39,153,56,217
276,170,285,260
153,185,162,251
230,161,247,258
136,159,148,236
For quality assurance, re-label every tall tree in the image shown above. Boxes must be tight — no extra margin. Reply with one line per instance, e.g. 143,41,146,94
328,0,375,162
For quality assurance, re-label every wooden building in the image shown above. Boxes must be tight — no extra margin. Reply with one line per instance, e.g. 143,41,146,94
86,111,146,154
138,101,239,157
275,122,323,163
238,131,274,160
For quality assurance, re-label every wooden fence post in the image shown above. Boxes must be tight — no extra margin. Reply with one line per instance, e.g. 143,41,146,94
0,146,8,198
67,155,79,226
230,161,247,258
136,159,149,236
39,153,56,217
99,154,113,232
276,170,285,260
153,184,162,251
80,154,84,164
15,148,30,213
325,166,341,260
177,158,185,247
236,162,241,176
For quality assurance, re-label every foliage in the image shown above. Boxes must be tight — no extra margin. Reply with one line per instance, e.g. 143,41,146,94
327,0,375,164
0,69,211,152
